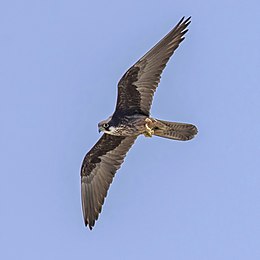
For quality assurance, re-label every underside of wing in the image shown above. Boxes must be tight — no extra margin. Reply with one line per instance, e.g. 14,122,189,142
81,134,137,230
115,17,191,116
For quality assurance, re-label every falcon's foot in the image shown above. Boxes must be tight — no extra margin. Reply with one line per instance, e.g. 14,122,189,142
144,118,154,137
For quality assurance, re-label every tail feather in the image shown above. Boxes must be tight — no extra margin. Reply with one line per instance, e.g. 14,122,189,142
153,119,198,141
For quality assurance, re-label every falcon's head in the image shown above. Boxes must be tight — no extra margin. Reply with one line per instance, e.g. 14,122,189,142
98,116,115,134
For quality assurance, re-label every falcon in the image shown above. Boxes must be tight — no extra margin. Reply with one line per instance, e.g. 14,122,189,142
81,17,198,230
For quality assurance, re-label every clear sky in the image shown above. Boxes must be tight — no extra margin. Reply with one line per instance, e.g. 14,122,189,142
1,0,260,259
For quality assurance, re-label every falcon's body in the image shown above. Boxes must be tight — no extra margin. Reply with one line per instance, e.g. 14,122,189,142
81,17,198,230
98,114,148,136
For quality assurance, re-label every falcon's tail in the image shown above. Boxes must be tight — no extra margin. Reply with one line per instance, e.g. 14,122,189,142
153,119,198,141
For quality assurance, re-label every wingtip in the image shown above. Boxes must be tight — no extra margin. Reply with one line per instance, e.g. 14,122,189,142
178,17,191,29
88,225,93,231
85,220,94,230
175,16,191,33
179,16,191,23
175,17,191,40
186,17,192,26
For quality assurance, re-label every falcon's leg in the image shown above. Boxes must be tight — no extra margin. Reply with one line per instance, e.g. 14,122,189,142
144,118,154,137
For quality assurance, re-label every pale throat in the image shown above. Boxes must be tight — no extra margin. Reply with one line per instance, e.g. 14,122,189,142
103,126,117,135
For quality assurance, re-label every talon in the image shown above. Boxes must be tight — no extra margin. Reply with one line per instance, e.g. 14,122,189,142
144,118,154,137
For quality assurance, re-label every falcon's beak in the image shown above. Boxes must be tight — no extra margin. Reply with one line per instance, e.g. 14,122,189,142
98,126,103,133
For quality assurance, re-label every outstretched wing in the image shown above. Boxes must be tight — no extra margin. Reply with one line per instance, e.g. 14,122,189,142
115,17,191,116
81,134,137,230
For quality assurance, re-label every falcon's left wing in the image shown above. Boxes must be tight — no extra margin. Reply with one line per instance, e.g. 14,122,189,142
81,134,137,230
115,17,191,116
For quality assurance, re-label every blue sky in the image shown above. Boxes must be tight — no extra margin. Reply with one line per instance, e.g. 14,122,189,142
1,0,260,259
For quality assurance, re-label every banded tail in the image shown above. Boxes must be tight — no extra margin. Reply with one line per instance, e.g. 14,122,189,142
153,119,198,141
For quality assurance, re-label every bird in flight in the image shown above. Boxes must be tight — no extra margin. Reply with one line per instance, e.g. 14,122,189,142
81,17,198,230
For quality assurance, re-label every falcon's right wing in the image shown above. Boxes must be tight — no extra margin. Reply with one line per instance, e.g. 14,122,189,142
81,134,137,229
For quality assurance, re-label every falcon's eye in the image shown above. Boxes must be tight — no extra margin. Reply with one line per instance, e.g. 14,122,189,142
103,123,109,129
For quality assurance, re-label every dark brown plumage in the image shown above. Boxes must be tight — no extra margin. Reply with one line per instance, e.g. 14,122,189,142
81,17,197,230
